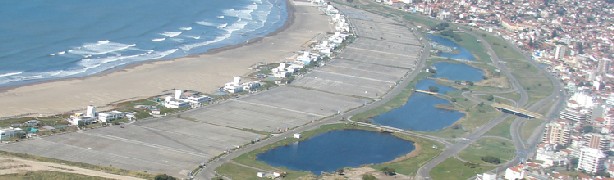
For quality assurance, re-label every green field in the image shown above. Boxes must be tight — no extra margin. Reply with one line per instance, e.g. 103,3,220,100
430,157,492,180
458,138,516,165
521,119,544,142
485,117,515,139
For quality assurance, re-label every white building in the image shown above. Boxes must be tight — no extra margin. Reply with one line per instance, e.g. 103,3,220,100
0,128,24,141
86,105,97,117
476,172,496,180
535,144,569,167
69,113,96,126
164,96,189,109
577,148,607,174
224,77,244,93
98,111,125,123
504,164,525,180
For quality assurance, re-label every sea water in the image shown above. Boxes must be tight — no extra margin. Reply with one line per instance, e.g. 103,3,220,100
0,0,287,87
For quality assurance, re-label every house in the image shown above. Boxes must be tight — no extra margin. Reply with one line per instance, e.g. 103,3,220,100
163,96,189,109
504,164,526,180
23,120,39,127
98,111,125,123
0,128,24,141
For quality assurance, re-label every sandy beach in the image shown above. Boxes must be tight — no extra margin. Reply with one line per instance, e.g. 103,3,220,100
0,2,331,118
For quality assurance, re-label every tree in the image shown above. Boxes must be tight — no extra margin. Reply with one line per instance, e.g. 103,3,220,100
381,167,396,176
481,156,502,164
154,174,176,180
428,86,439,92
362,174,377,180
486,95,495,101
583,125,594,133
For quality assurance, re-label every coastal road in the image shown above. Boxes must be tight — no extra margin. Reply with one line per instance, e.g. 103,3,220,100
197,6,432,179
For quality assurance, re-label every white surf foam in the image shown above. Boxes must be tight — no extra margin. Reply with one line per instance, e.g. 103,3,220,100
217,15,225,19
159,31,182,37
0,72,23,78
152,38,166,42
217,23,228,29
179,27,192,31
67,41,136,56
187,36,201,40
197,21,217,27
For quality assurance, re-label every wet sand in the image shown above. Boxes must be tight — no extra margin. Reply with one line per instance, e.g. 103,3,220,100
0,2,331,118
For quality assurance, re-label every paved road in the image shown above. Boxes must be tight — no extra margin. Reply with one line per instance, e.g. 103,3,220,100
416,30,532,179
197,7,431,179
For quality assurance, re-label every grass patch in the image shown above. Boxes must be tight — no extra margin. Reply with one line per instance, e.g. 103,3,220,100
0,171,111,180
0,151,155,179
216,163,262,180
485,117,514,139
480,34,553,106
521,119,544,142
458,137,516,165
372,134,443,176
0,116,70,129
430,157,492,180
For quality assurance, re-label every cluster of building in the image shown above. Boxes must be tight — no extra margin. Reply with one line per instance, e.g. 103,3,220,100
371,0,612,179
68,105,128,126
227,0,351,91
162,89,212,109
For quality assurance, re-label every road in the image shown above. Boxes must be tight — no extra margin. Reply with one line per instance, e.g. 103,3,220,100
416,29,538,179
197,7,432,179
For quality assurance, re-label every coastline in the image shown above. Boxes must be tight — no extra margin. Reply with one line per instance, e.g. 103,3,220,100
0,1,296,94
0,0,330,118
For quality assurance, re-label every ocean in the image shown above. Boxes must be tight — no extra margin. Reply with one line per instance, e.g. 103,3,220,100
0,0,288,87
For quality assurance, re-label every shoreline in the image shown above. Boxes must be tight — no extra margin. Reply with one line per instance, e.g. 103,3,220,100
0,0,331,118
0,1,296,94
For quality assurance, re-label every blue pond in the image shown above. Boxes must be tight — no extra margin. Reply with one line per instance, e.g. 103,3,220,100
433,62,484,82
373,90,464,131
257,130,415,175
415,79,456,94
428,34,475,61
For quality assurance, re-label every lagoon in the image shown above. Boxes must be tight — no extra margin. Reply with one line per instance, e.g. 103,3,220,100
373,92,464,131
257,130,415,175
428,34,475,61
433,62,484,82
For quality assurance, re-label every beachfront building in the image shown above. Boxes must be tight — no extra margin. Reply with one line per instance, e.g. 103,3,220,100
68,113,96,126
0,127,24,141
224,77,261,94
98,111,125,123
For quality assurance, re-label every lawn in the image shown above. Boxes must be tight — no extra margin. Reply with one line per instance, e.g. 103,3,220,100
430,157,492,180
484,116,514,139
0,171,111,180
521,119,544,142
216,163,263,180
458,137,516,165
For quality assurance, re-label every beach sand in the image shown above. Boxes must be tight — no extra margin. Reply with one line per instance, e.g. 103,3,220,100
0,3,331,118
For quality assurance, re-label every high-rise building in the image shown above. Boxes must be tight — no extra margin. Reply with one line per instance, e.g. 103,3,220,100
542,120,572,146
582,133,611,151
555,45,566,60
577,148,606,174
